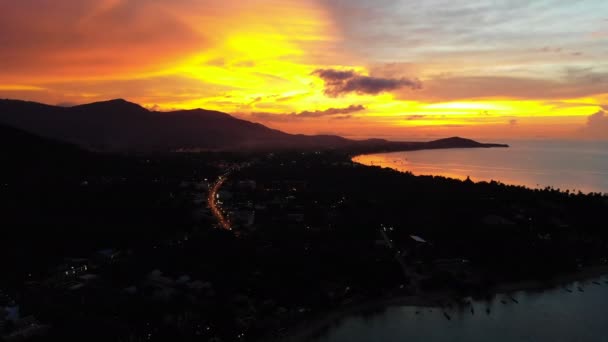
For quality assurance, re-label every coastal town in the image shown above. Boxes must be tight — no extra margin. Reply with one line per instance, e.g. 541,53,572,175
3,149,607,341
2,0,608,338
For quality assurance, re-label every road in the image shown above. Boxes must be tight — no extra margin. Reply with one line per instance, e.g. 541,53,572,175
208,175,231,230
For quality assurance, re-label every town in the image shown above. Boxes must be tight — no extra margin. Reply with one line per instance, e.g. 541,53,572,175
3,150,607,341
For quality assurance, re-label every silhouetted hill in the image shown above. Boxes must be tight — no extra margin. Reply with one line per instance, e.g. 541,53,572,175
0,99,508,152
0,99,334,151
0,123,85,160
425,136,508,149
0,123,94,181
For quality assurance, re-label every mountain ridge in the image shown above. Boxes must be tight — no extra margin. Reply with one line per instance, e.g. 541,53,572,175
0,98,508,152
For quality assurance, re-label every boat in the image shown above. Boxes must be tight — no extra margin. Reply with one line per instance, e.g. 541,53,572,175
578,286,584,292
509,296,519,303
443,312,451,320
486,308,491,315
564,288,573,293
500,300,508,304
592,281,601,285
471,307,475,315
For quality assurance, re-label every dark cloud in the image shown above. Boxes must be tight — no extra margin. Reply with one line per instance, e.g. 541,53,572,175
312,69,421,97
330,115,353,120
245,104,366,122
313,69,357,81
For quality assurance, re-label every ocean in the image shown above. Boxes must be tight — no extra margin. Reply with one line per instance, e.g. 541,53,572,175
352,140,608,194
312,277,608,342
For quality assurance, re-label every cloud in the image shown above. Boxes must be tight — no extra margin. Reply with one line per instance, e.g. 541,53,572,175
0,0,207,81
312,69,421,97
0,75,237,109
320,0,606,61
509,119,518,126
313,69,357,81
245,104,366,122
0,0,333,84
395,72,608,102
296,104,366,118
581,107,608,139
540,47,563,53
330,115,353,120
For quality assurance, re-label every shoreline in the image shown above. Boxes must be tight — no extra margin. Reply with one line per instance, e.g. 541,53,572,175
277,264,608,342
350,150,608,196
491,264,608,294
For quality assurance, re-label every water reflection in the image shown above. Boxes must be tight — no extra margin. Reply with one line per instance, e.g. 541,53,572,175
352,141,608,194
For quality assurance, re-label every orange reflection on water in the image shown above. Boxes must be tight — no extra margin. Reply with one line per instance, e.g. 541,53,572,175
353,153,474,181
352,143,608,194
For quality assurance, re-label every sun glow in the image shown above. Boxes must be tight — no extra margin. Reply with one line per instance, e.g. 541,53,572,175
1,0,607,140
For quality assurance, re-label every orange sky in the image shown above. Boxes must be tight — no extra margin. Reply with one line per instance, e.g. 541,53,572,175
1,0,607,140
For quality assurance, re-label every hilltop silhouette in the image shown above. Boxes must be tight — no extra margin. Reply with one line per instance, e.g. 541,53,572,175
0,99,508,152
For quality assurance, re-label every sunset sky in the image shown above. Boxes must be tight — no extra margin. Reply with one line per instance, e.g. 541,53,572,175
1,0,607,140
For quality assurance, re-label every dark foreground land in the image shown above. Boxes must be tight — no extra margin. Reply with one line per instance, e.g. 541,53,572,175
1,139,607,341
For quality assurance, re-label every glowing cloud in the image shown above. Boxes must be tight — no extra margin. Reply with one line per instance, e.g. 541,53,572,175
1,0,607,140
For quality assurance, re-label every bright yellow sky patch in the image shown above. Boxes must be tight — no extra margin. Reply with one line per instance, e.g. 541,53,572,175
1,0,607,140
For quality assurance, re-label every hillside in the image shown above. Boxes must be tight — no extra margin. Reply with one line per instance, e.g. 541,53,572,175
0,123,91,177
0,99,508,152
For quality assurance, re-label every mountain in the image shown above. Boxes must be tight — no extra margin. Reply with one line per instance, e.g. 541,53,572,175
0,122,85,159
0,99,346,151
0,99,508,152
0,122,95,182
424,137,507,149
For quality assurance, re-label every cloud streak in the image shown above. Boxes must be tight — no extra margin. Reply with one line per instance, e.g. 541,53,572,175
394,73,608,102
245,104,366,122
312,69,421,97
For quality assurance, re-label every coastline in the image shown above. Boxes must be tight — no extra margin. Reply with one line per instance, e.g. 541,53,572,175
278,295,438,342
277,264,608,342
490,264,608,294
350,143,608,196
